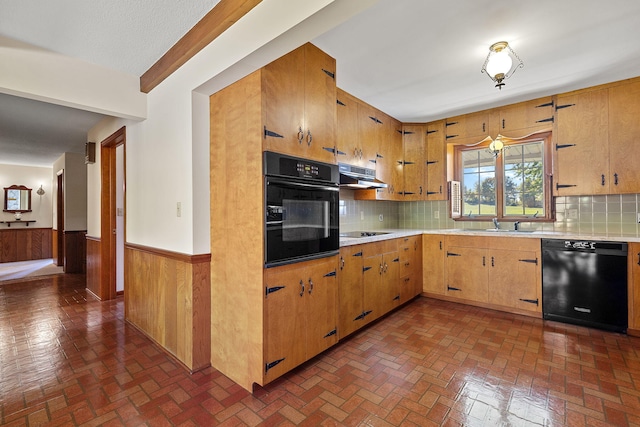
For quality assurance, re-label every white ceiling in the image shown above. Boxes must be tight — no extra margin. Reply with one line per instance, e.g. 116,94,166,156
1,0,640,166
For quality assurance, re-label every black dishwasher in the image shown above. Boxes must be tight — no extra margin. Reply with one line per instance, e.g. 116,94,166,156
541,239,628,333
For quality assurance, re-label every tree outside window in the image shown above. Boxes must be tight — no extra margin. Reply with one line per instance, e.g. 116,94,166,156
455,132,553,221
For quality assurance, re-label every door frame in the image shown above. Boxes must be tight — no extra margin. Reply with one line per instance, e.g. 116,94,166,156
100,127,126,300
56,170,64,267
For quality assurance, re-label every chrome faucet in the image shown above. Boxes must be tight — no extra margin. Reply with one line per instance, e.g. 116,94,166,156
492,217,500,230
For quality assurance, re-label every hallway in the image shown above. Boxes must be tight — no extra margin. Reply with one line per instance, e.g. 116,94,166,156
1,274,640,426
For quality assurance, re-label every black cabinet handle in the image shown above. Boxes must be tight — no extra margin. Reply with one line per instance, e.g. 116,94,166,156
614,173,619,186
297,127,304,143
299,280,305,297
447,285,461,291
601,174,605,186
483,256,486,266
519,298,539,306
491,256,494,267
308,278,313,294
307,130,313,146
637,252,640,266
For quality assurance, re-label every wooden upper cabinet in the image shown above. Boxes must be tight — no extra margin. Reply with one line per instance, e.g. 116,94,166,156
357,101,383,167
336,88,361,166
497,97,555,137
445,111,490,142
401,124,425,200
608,80,640,194
263,43,337,163
425,120,446,200
554,88,610,195
380,114,403,200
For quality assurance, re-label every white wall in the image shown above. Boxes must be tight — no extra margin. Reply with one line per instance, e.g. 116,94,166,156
53,153,87,231
0,163,53,227
83,0,375,256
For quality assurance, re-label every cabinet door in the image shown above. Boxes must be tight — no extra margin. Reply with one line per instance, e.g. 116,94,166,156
425,121,446,200
357,102,382,167
554,89,609,195
445,111,489,142
363,253,384,321
381,251,401,312
402,124,425,200
399,236,422,303
303,43,337,164
422,234,445,294
263,45,306,157
499,97,555,136
305,257,338,358
630,243,640,331
338,246,365,339
379,115,404,200
445,246,488,302
608,81,640,194
264,265,307,383
488,249,540,312
336,89,361,166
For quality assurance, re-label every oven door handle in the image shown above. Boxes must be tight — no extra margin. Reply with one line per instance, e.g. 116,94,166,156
267,177,339,192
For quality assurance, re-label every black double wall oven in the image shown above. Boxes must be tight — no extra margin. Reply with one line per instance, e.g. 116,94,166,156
264,151,340,267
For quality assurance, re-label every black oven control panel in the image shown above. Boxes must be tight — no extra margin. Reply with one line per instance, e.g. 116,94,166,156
264,151,338,183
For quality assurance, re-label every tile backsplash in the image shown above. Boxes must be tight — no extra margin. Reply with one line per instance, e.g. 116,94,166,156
340,191,640,237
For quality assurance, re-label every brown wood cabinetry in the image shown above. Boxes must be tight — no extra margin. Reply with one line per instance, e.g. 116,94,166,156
336,88,361,166
608,80,640,194
443,235,542,315
422,234,445,295
554,88,610,195
263,43,337,163
398,235,422,304
400,124,425,200
264,256,338,383
629,243,640,335
363,241,400,321
338,237,421,339
497,97,555,137
445,111,490,142
425,120,447,200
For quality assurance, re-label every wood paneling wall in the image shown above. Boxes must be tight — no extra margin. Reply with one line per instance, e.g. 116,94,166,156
86,236,102,299
124,243,211,371
0,228,52,263
64,230,86,273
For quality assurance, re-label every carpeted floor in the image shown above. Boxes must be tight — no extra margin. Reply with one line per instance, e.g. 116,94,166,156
0,259,63,281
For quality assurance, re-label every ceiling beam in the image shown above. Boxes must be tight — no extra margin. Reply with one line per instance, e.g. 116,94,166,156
140,0,262,93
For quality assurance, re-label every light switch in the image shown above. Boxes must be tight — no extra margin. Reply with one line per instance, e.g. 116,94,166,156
177,202,182,217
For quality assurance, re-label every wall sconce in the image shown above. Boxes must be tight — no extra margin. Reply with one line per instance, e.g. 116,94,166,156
481,41,524,90
36,185,45,196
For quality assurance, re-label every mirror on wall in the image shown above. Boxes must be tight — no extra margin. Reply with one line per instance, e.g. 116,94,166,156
3,185,32,213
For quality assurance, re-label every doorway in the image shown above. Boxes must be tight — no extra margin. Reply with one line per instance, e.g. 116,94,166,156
100,127,125,300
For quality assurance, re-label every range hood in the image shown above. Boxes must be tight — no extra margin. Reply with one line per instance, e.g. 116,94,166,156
338,163,388,189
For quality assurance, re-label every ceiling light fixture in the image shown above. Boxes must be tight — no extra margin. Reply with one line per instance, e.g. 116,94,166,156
481,41,524,90
488,135,505,157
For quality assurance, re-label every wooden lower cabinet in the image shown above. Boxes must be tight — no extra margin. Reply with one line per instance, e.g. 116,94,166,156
629,243,640,335
339,237,421,340
399,235,422,304
422,234,445,294
264,256,338,383
442,235,542,315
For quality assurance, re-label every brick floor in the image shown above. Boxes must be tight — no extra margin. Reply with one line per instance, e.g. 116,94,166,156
1,273,640,426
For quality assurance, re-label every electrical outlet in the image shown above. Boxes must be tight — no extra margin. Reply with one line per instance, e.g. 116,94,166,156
379,214,384,222
434,211,440,219
177,202,182,217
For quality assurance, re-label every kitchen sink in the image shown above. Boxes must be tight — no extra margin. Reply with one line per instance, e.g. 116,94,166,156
340,231,390,238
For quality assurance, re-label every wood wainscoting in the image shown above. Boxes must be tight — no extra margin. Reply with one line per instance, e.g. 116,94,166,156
0,227,52,263
86,236,103,299
124,243,211,372
64,230,86,273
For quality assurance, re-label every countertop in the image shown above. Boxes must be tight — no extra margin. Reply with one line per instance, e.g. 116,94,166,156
339,228,640,247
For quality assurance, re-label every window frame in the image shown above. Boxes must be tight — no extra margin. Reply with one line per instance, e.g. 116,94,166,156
453,131,554,222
